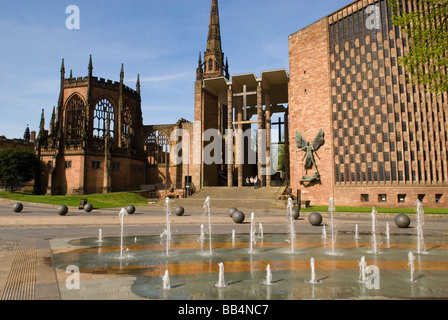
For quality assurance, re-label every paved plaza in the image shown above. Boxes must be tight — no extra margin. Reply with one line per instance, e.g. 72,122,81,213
0,196,447,301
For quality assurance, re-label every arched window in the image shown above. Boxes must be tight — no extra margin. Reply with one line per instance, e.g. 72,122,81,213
65,94,85,145
93,98,115,140
145,130,170,165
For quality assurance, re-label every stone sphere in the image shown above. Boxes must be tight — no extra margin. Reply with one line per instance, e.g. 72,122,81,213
292,206,301,220
395,214,411,228
175,206,185,216
308,212,323,226
57,205,68,216
126,205,136,215
13,203,23,213
232,211,245,224
228,207,238,218
84,203,93,213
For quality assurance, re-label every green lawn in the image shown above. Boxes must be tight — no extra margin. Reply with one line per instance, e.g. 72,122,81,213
0,191,149,209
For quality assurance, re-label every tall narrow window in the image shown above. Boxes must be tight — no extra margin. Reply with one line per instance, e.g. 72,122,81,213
208,59,213,72
65,94,85,145
121,105,132,147
93,98,115,140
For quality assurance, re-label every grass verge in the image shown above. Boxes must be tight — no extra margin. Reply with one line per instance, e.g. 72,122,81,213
0,191,148,209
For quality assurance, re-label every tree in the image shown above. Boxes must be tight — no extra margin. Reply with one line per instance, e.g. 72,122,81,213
0,148,39,192
276,144,286,172
390,0,448,93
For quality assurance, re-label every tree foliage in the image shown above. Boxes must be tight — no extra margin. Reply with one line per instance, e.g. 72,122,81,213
390,0,448,93
0,148,39,192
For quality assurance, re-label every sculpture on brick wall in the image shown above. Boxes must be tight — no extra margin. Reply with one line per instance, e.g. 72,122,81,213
296,129,325,184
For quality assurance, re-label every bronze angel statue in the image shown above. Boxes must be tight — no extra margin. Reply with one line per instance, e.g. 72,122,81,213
296,129,325,183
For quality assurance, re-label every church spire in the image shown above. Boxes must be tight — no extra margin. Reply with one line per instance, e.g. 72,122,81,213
136,74,141,95
88,55,93,76
202,0,227,79
60,59,65,76
206,0,222,53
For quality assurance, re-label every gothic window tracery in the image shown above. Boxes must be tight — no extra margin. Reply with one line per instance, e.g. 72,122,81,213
145,130,170,165
65,94,85,146
93,98,115,141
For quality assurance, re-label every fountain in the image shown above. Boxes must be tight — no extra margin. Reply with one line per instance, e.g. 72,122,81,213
98,228,103,243
258,223,264,239
161,270,171,291
328,197,338,255
160,197,173,257
249,212,257,254
354,224,361,240
358,256,368,283
202,197,213,256
51,227,448,300
416,200,427,255
48,192,448,300
286,198,295,254
119,208,128,259
198,224,205,245
370,208,381,254
322,225,327,239
263,264,273,286
165,197,172,241
307,258,321,284
330,225,337,255
407,251,418,283
214,262,227,288
385,222,390,240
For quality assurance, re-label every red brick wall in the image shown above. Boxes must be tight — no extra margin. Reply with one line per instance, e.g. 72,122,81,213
289,18,334,206
193,81,220,188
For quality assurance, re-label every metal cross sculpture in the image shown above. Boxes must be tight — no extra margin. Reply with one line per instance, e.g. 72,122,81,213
296,129,325,184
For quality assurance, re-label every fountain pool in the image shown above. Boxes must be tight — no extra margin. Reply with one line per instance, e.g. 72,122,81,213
50,232,448,300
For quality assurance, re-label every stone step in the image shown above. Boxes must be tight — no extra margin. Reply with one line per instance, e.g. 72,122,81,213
160,186,289,213
188,186,286,201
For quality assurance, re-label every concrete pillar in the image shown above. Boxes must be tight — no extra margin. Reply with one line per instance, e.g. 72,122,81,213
227,85,234,187
236,97,244,187
265,91,272,187
257,81,264,186
284,109,290,184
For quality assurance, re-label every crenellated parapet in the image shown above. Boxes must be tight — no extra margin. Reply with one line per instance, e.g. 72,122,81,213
64,76,140,98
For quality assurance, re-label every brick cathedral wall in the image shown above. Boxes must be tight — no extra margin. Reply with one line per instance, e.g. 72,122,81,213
192,82,220,188
288,18,334,206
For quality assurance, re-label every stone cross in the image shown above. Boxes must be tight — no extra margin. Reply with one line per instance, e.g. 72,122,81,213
233,85,257,121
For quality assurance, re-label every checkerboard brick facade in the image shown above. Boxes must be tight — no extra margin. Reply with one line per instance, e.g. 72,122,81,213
288,0,448,207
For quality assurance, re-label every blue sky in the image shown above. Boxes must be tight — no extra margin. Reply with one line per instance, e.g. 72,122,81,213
0,0,353,139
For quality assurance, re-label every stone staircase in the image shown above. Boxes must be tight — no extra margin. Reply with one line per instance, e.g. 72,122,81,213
166,187,288,214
